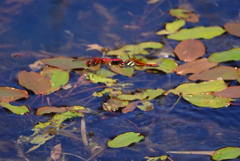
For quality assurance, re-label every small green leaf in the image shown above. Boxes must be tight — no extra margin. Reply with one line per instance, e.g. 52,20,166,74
107,132,144,148
86,73,117,85
102,98,129,111
167,26,226,40
212,147,240,160
183,94,233,108
0,102,29,115
208,48,240,63
167,79,227,95
41,66,69,94
166,19,186,33
169,9,189,19
109,65,134,77
137,101,154,111
145,155,169,161
96,68,117,77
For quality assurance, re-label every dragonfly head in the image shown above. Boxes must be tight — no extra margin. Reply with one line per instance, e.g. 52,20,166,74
86,60,91,67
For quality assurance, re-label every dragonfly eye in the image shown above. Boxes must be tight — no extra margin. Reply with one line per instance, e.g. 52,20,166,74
86,60,91,67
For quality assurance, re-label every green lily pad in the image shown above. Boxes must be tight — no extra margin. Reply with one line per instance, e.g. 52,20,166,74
135,58,178,73
117,88,165,101
18,70,51,95
96,68,117,77
212,147,240,160
183,94,233,108
167,79,227,95
137,101,154,111
0,87,28,102
86,73,117,85
107,132,144,148
156,19,185,35
0,102,29,115
107,42,164,57
145,155,169,161
167,26,226,40
41,66,69,94
169,9,189,19
208,48,240,63
109,65,134,77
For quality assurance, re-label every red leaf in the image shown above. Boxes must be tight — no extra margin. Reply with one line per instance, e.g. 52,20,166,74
174,58,217,75
224,23,240,37
174,39,205,62
189,66,240,81
18,71,51,95
0,87,28,102
212,86,240,98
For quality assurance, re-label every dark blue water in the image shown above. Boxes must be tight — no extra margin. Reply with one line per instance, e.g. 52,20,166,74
0,0,240,160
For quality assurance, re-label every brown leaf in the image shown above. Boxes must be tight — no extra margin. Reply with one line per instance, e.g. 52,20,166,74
224,22,240,37
212,86,240,98
122,101,140,113
0,87,28,102
174,39,205,62
174,58,218,75
189,66,240,81
102,98,129,111
18,71,51,95
51,143,62,161
185,13,199,22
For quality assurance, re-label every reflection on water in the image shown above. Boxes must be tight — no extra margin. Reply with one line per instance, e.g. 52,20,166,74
0,0,240,160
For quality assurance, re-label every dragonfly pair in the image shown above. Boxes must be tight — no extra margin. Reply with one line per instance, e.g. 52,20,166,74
86,55,159,68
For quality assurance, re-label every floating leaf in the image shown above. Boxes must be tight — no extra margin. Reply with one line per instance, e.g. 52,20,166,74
117,88,165,101
212,147,240,160
36,105,90,116
136,58,178,73
224,23,240,37
0,87,28,102
107,42,164,57
174,58,218,75
145,155,169,161
51,143,62,161
122,101,140,113
167,26,226,40
86,73,117,85
102,98,129,111
107,132,144,148
174,39,205,62
189,66,240,81
41,66,69,94
0,102,29,115
18,111,83,153
137,101,154,111
156,19,185,35
96,68,117,77
183,94,233,108
109,65,134,77
208,48,240,63
18,70,51,95
167,79,227,95
169,9,199,22
212,86,240,98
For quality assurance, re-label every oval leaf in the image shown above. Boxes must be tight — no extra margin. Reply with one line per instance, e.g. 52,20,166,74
189,66,240,81
167,26,226,40
174,39,205,62
0,102,29,115
18,71,51,95
107,132,144,148
224,23,240,37
183,94,233,108
212,147,240,160
208,48,240,63
212,86,240,98
174,58,218,75
0,87,28,102
102,98,129,111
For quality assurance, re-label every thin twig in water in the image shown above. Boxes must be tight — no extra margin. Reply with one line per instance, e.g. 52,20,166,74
165,94,182,115
81,114,89,147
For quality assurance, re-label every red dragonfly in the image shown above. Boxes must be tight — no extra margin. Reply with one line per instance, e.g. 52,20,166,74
119,54,159,68
86,57,123,67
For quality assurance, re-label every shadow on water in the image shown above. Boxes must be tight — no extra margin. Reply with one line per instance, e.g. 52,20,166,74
0,0,240,160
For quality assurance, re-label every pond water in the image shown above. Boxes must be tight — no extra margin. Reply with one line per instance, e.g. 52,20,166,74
0,0,240,160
